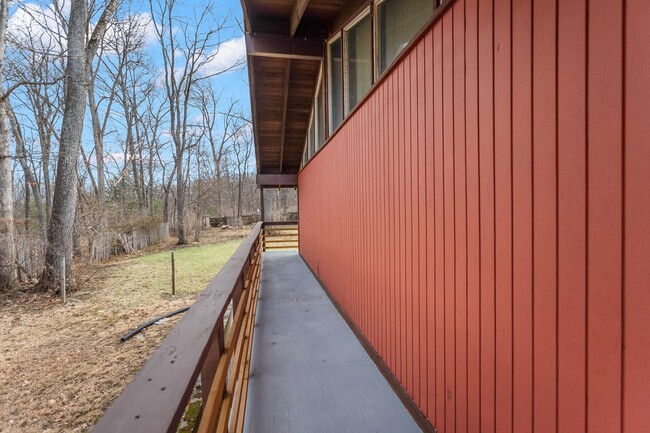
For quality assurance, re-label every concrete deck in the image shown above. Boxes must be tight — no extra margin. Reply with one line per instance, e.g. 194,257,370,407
244,251,422,433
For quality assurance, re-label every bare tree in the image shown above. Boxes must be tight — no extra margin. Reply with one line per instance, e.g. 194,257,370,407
39,0,120,291
104,15,153,214
86,43,117,232
195,84,245,216
6,99,46,243
6,0,68,221
230,123,253,219
149,0,243,244
141,94,166,215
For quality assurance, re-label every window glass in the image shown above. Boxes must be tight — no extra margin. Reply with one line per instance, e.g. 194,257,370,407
328,37,343,133
376,0,433,75
345,12,372,113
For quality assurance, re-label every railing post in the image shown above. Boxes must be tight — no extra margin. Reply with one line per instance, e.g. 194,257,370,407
171,252,176,296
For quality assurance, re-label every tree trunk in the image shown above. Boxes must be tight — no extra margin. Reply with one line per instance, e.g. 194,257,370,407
73,201,82,258
43,145,52,221
162,164,176,223
237,174,243,218
88,83,106,231
134,120,147,213
8,100,47,244
0,0,17,290
162,188,170,223
38,0,89,291
25,179,31,226
176,155,186,244
0,100,16,290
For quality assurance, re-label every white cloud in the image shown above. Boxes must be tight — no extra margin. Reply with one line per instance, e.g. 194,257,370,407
140,14,159,47
104,151,126,165
102,12,158,52
201,35,246,76
8,1,69,53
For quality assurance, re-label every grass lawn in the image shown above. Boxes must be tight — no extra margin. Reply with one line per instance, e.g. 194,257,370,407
102,239,242,308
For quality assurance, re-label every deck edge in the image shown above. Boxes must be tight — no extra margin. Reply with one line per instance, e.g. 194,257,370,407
298,254,438,433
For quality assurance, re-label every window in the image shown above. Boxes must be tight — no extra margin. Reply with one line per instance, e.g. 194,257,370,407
328,36,343,133
344,10,372,114
375,0,433,76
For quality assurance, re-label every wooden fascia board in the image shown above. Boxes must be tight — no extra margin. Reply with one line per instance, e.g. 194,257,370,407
290,0,311,37
256,174,298,187
245,33,323,61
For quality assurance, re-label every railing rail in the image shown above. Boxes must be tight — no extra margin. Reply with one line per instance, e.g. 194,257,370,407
262,221,299,252
92,222,264,433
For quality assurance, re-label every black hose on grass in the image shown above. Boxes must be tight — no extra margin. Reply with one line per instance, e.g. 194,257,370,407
120,306,191,342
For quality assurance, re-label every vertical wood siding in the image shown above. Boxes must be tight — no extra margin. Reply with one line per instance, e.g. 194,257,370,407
298,0,649,431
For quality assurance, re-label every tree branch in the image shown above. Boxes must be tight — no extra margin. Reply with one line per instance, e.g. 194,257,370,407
0,78,65,102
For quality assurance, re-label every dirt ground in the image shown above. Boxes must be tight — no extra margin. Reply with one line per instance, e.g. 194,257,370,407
0,226,252,433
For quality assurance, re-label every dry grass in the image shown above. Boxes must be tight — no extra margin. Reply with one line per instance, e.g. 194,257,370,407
0,226,251,433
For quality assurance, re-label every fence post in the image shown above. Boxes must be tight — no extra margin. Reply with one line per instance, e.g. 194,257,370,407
61,257,66,304
171,252,176,296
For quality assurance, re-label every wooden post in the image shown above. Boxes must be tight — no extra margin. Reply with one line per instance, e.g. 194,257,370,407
61,257,66,304
260,187,265,222
171,252,176,296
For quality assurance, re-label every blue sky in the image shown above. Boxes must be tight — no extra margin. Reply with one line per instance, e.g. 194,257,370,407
199,0,250,113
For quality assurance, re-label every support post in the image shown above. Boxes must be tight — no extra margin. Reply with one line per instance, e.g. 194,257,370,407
61,258,66,304
260,187,265,222
171,252,176,296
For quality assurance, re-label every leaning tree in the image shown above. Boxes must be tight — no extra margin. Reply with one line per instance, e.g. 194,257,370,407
38,0,121,291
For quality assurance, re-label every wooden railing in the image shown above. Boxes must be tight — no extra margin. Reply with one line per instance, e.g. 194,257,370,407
92,222,264,433
262,221,299,251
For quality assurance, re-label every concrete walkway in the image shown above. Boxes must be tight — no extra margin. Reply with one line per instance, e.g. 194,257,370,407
244,251,422,433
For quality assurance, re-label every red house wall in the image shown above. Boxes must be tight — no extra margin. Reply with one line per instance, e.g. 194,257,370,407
298,0,650,432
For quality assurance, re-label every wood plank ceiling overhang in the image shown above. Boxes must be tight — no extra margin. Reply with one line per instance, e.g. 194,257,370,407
241,0,348,176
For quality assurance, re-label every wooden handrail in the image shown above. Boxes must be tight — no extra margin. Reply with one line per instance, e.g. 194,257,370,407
92,222,264,433
262,220,298,226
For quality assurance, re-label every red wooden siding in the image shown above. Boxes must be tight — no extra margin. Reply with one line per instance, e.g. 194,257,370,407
298,0,649,431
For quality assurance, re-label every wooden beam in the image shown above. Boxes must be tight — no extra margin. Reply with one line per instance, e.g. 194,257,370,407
290,0,311,37
256,174,298,187
247,57,262,174
279,60,291,173
245,33,323,61
238,0,252,32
